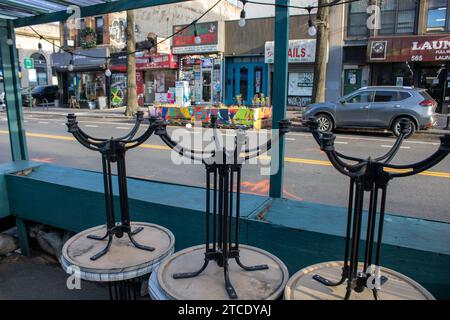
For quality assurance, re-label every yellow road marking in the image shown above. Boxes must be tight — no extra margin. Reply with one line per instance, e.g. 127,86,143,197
1,130,449,179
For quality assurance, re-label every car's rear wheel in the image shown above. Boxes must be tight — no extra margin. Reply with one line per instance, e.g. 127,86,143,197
315,114,334,132
392,117,416,138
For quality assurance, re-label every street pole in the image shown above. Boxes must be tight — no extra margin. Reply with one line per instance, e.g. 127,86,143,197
0,19,28,161
269,0,289,198
126,9,138,116
312,0,330,103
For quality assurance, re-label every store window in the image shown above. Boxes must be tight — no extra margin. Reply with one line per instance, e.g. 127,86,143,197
239,67,249,103
95,16,104,45
379,0,417,35
30,53,48,86
347,0,370,37
254,66,263,95
372,63,414,87
427,0,449,32
77,19,86,47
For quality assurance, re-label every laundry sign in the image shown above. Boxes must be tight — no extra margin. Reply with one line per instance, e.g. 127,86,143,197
265,39,316,64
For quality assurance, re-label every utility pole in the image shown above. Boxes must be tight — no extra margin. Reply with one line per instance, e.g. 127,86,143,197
312,0,331,103
125,9,138,116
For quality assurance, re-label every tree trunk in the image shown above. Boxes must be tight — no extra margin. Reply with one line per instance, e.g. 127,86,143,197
125,9,137,116
312,0,330,104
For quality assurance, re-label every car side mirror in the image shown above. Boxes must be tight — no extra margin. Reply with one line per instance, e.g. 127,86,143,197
339,99,347,104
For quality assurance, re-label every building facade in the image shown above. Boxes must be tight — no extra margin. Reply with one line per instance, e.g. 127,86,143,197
224,15,318,107
342,0,450,113
15,23,60,90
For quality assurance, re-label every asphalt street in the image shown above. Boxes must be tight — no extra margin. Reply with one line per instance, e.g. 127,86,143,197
1,114,449,222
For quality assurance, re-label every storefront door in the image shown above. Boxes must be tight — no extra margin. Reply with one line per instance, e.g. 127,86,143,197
202,69,212,103
226,60,267,106
419,65,446,112
344,69,362,95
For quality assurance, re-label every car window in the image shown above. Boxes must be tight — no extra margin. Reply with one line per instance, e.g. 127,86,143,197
346,91,373,103
399,92,411,100
32,86,45,94
374,91,399,102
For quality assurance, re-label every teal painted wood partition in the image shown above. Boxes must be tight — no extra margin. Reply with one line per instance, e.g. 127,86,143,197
2,162,450,299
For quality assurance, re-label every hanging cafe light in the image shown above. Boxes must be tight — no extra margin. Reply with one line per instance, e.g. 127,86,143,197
193,23,202,45
38,36,43,51
239,0,247,27
68,53,74,72
307,6,317,37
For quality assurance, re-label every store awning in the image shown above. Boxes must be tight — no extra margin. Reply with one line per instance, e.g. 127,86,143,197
368,35,450,63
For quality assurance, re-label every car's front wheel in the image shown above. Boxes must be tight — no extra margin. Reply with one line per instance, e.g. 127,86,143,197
315,114,334,132
392,117,416,138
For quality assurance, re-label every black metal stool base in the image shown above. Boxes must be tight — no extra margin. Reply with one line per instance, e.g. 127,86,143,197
108,276,144,300
173,251,269,299
313,268,388,300
87,226,155,261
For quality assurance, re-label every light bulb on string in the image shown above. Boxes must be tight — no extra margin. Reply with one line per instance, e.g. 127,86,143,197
308,19,317,36
105,68,112,77
307,6,317,37
6,38,13,46
239,1,247,27
194,24,202,45
68,54,74,72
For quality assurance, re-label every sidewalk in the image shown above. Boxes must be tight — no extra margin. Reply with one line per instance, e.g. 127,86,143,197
22,106,131,119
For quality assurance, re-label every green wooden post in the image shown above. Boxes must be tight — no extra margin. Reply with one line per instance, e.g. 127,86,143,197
0,19,28,161
15,217,30,256
269,0,289,198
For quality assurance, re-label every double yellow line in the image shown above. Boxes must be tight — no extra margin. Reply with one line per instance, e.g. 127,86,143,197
1,130,449,179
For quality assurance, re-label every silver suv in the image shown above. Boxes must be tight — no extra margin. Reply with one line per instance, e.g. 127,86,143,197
302,86,437,137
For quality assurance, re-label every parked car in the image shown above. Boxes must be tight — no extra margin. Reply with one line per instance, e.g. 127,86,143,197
21,87,32,107
26,85,59,106
302,86,437,137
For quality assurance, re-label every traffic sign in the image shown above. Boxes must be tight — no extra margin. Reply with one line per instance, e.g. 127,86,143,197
24,58,34,69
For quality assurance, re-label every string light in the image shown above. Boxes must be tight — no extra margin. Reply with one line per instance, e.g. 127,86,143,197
239,1,247,28
24,0,357,60
68,53,74,72
194,24,202,45
105,68,112,77
6,38,13,46
38,36,43,51
307,6,317,37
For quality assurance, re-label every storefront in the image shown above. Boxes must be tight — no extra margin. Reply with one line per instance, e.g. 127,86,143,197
172,21,224,105
368,35,450,113
265,39,316,107
52,48,108,108
342,45,370,96
143,53,178,105
109,51,146,107
225,55,267,106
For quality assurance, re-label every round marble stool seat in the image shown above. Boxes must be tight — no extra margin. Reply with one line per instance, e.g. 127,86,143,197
151,244,289,300
284,261,434,300
61,222,175,300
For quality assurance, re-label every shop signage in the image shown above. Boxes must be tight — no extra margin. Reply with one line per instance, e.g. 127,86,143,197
51,48,108,71
172,22,219,54
368,35,450,62
24,58,34,69
149,54,179,69
265,39,316,64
